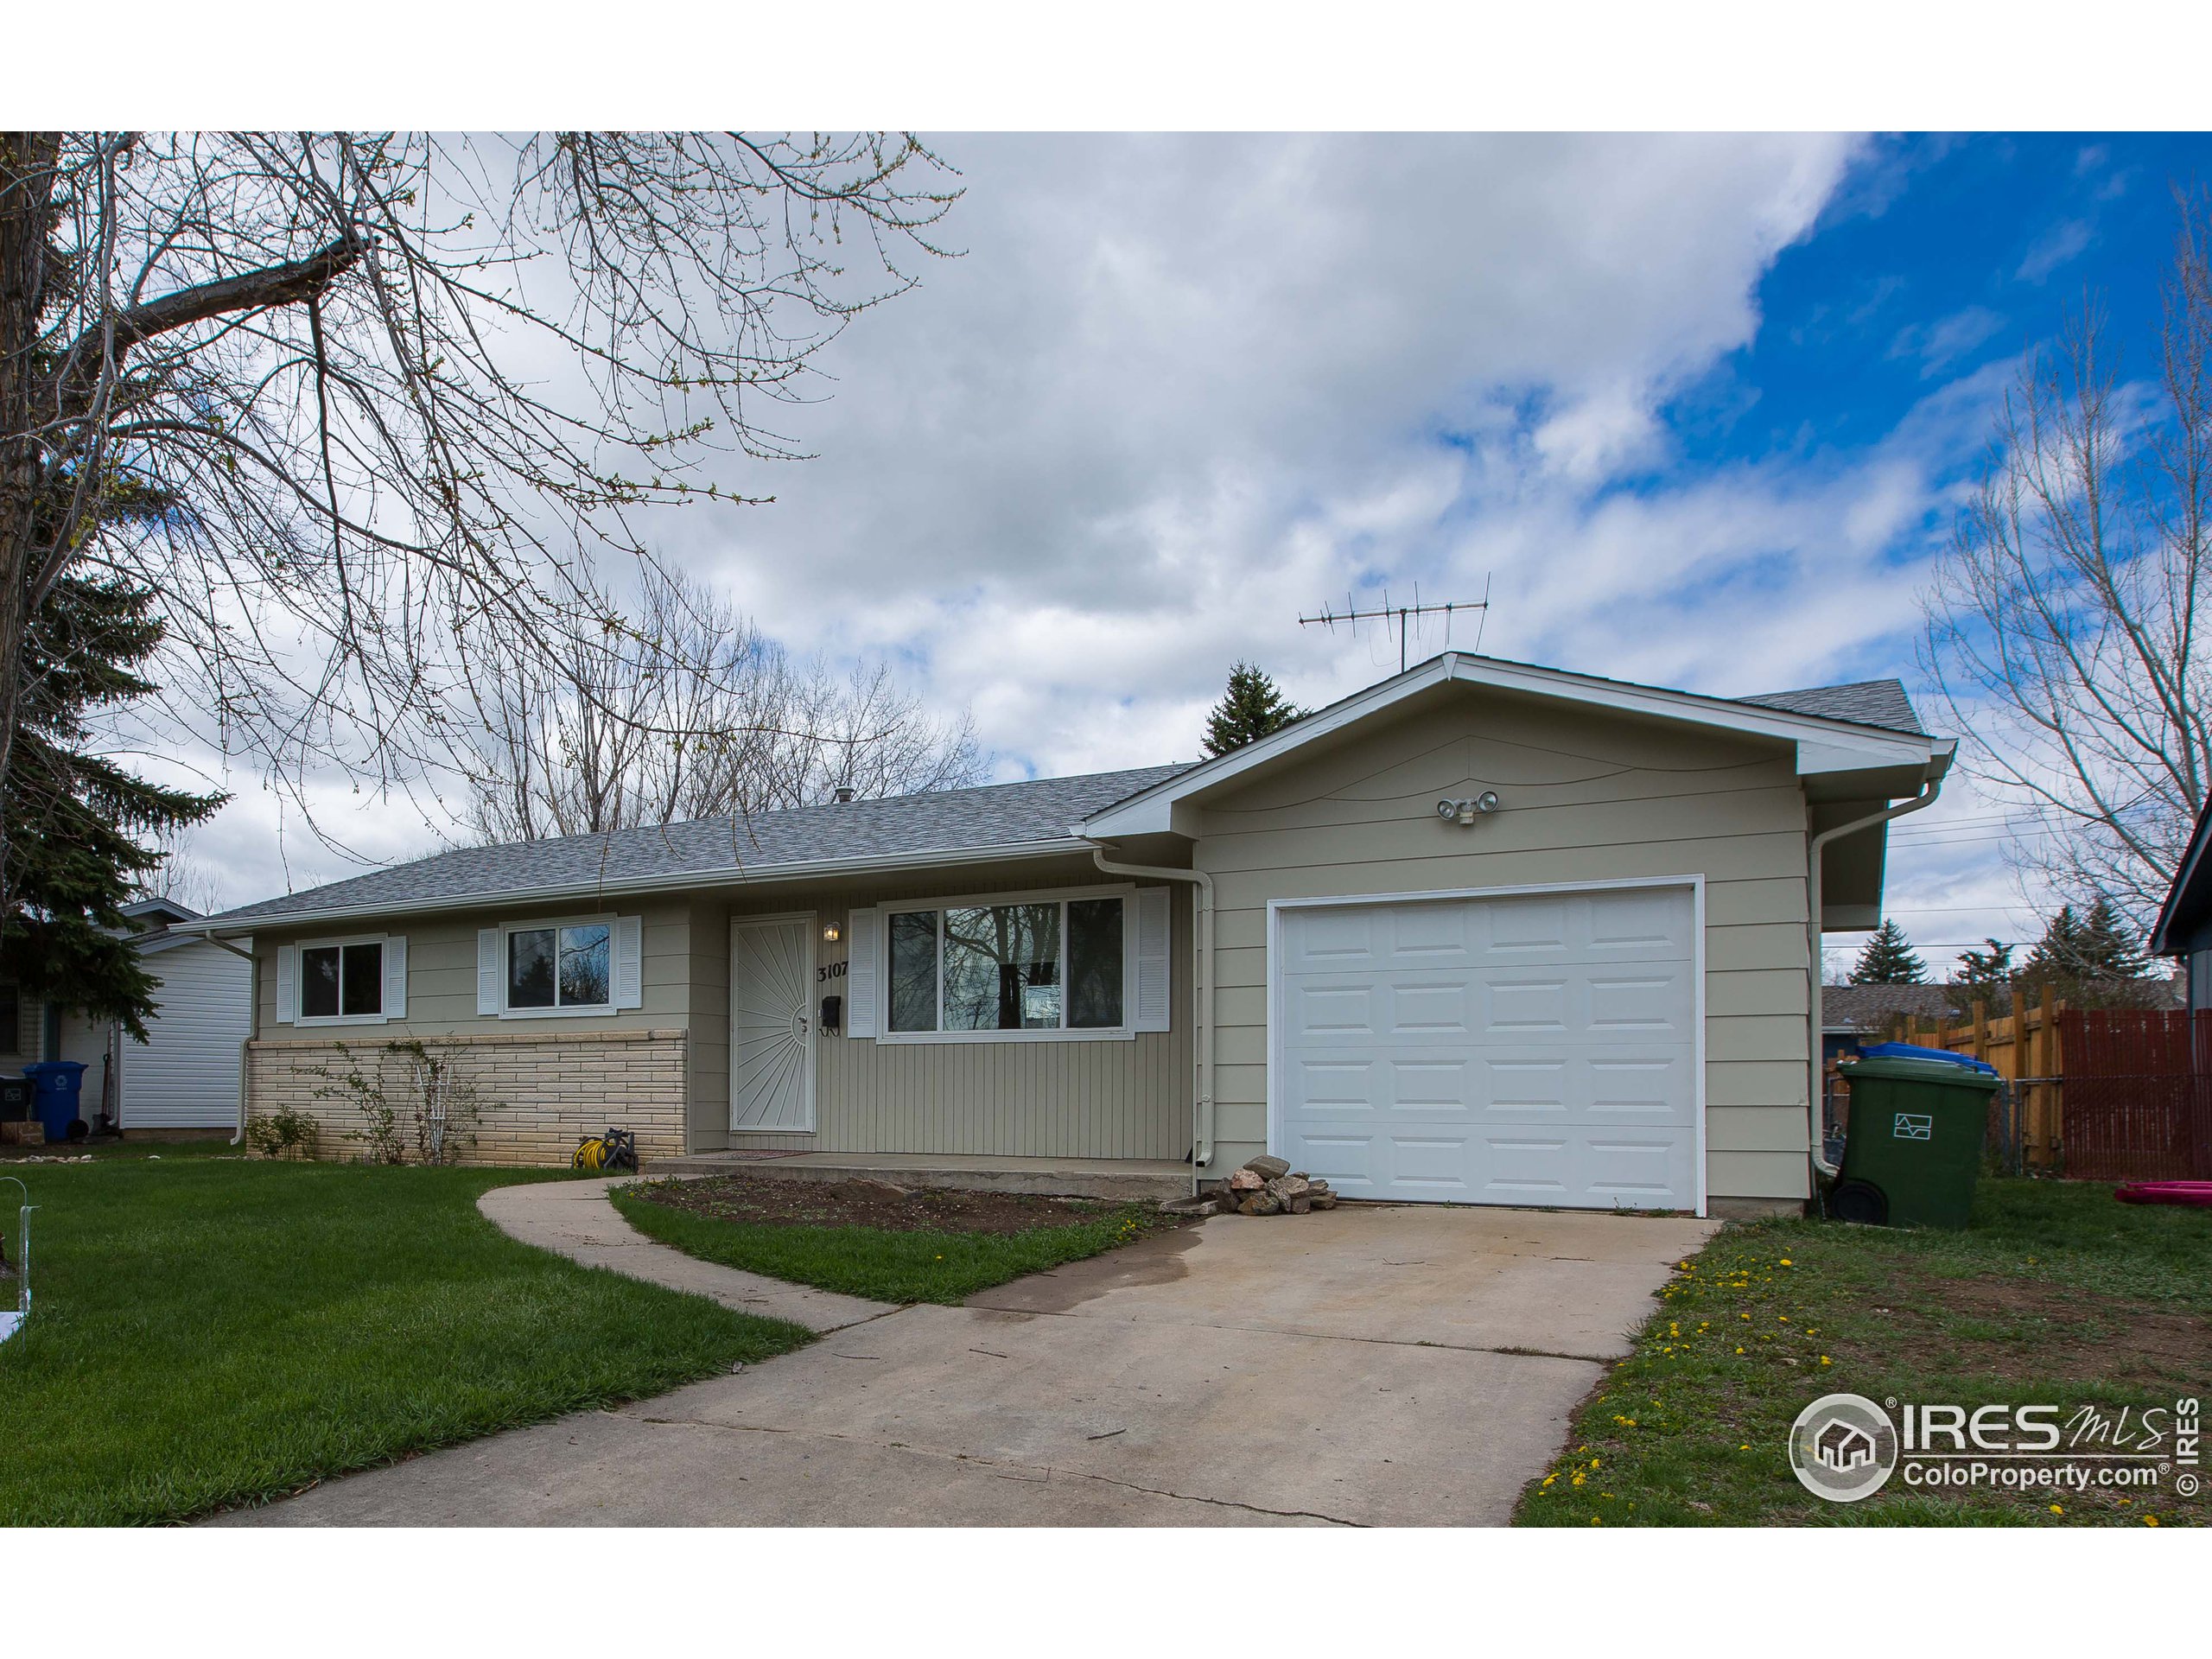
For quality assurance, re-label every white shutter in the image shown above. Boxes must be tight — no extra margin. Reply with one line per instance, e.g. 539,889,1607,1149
383,935,407,1021
1132,887,1172,1033
613,915,643,1009
477,928,503,1015
275,944,296,1024
844,907,880,1038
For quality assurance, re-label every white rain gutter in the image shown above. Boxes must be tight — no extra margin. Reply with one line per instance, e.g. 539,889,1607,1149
1087,846,1214,1181
1806,776,1943,1185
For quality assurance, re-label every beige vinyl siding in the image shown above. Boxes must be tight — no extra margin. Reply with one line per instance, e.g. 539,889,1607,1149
705,856,1193,1160
1192,689,1815,1203
684,898,734,1152
251,898,694,1036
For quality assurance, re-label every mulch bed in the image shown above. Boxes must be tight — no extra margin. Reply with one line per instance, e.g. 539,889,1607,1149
632,1172,1166,1236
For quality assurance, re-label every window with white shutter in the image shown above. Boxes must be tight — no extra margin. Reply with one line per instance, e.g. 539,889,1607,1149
1131,887,1172,1033
289,934,400,1025
844,907,880,1038
863,885,1154,1043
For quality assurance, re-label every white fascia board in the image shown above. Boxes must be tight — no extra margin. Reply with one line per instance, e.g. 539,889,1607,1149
1081,652,1943,839
184,836,1093,938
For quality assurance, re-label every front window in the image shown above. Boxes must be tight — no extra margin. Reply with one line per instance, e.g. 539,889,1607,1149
301,941,384,1020
887,894,1124,1034
508,923,612,1011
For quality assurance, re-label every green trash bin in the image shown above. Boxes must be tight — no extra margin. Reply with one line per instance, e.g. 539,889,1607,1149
1830,1043,2001,1229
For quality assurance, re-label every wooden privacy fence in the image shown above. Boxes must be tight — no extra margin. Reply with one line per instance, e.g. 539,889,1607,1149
1875,985,2064,1171
2053,1008,2212,1182
1856,990,2212,1180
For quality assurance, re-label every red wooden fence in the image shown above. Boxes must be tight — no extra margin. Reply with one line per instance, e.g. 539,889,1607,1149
2056,1009,2212,1182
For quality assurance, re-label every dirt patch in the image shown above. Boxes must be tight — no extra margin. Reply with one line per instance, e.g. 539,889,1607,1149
1851,1268,2212,1391
632,1172,1179,1236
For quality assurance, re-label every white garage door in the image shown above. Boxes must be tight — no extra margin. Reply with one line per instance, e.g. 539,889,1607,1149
1274,885,1699,1211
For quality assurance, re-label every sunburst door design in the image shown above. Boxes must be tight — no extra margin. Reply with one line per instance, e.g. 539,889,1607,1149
730,917,815,1132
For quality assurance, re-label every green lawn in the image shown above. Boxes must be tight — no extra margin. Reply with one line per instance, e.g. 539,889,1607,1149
0,1158,811,1525
611,1182,1167,1304
3,1132,243,1162
1517,1179,2210,1528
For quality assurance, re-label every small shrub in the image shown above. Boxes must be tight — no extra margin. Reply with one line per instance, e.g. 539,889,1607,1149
244,1107,315,1160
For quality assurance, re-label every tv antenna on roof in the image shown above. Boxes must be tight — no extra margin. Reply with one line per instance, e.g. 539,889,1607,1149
1300,577,1491,673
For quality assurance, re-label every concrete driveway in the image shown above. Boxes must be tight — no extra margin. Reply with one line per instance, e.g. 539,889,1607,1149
219,1204,1715,1527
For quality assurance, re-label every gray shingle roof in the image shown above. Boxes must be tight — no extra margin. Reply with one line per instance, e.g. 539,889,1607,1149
1821,983,1957,1031
207,763,1193,927
1739,678,1924,734
201,664,1936,931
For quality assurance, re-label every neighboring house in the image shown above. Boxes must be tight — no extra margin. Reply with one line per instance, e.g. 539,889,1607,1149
2153,793,2212,1013
190,652,1953,1217
49,899,254,1131
3,899,252,1132
1821,982,1957,1066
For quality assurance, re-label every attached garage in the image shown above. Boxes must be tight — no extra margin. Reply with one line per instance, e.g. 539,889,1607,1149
1081,652,1958,1217
1271,881,1700,1211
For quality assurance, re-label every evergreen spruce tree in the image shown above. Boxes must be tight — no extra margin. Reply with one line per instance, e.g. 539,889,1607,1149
1201,663,1304,756
0,574,226,1038
2075,897,2151,981
1945,938,2017,1017
2024,904,2089,983
1849,918,1929,984
2019,899,2157,1007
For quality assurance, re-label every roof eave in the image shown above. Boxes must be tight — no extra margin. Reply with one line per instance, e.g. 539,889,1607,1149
1080,652,1948,839
187,836,1097,938
2152,799,2212,955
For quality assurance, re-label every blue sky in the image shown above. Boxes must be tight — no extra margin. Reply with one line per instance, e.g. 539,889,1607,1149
185,133,2212,977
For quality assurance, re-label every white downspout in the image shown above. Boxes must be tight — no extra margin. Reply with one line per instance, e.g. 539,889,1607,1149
1806,777,1943,1184
1088,847,1214,1179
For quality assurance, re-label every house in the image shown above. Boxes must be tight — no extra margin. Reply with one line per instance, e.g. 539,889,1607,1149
1820,982,1957,1062
2152,793,2212,1013
3,899,252,1134
189,652,1953,1216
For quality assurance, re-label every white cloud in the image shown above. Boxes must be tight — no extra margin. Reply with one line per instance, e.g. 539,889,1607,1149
168,132,2038,934
671,134,1869,765
2018,217,2094,283
1889,305,2007,376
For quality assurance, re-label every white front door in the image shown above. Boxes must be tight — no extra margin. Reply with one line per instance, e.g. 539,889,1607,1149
730,916,816,1133
1274,884,1700,1210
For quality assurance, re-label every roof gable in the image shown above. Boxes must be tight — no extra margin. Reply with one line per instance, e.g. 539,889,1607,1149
1081,652,1949,840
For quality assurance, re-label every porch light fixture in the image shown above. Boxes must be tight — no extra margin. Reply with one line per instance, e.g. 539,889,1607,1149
1436,792,1501,827
823,920,842,944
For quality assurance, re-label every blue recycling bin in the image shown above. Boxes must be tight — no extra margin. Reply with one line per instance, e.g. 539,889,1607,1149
22,1061,88,1142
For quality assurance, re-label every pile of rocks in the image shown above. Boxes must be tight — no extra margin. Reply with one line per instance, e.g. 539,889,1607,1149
1209,1154,1338,1216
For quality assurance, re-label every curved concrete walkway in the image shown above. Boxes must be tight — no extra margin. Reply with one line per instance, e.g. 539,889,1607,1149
477,1177,895,1334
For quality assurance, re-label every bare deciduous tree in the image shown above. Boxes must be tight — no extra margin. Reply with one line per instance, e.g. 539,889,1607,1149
0,131,958,905
461,567,984,843
1922,190,2212,925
